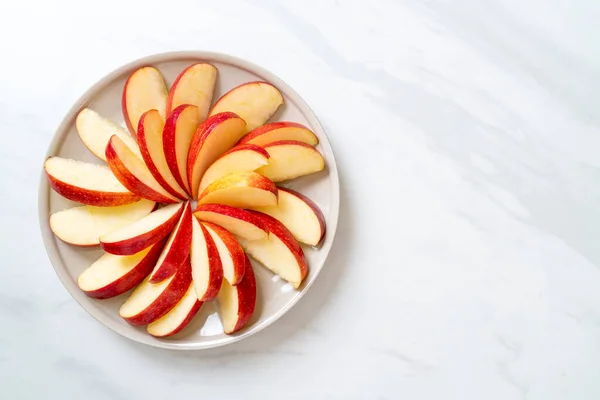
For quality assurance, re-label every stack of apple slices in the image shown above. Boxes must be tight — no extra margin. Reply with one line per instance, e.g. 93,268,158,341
45,63,328,338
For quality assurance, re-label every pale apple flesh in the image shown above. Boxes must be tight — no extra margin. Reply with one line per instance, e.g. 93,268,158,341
217,253,256,334
257,140,325,182
194,204,268,241
78,241,165,299
122,66,168,135
100,203,184,255
197,171,278,209
45,157,140,207
238,121,318,147
252,187,326,246
190,217,223,302
166,63,217,121
50,199,156,247
209,81,283,132
198,144,270,192
76,108,142,161
202,221,246,286
147,283,202,337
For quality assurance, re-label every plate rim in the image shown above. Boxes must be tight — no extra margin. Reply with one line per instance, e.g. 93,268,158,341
37,51,340,350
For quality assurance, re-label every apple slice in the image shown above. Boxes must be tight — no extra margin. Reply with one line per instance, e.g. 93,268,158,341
50,199,155,246
217,253,256,334
190,217,223,301
209,81,283,132
147,283,202,337
257,140,325,182
238,122,318,147
100,203,184,255
76,108,142,161
78,240,165,299
202,222,245,285
122,66,168,135
44,157,140,206
106,135,179,203
236,211,308,289
187,112,246,198
198,144,270,192
166,63,217,121
119,257,192,325
148,202,193,283
197,172,278,209
252,187,326,246
163,104,200,195
194,204,268,241
136,110,188,199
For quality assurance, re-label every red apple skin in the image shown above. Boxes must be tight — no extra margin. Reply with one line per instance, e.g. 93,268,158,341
279,187,326,245
196,222,224,302
123,257,193,326
162,104,198,196
193,204,269,232
105,136,178,204
238,121,318,146
202,221,246,285
246,210,308,283
149,203,193,283
136,110,187,200
228,253,257,334
100,205,184,256
83,239,166,299
222,143,270,159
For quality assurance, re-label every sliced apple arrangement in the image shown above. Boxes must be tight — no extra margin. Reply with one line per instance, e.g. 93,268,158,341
45,63,327,338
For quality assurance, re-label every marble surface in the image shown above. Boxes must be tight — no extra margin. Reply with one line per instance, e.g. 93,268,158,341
2,0,600,398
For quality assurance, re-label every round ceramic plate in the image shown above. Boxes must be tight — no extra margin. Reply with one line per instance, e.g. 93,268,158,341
38,51,339,350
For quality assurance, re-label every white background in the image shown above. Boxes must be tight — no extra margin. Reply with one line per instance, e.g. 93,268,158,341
2,0,600,399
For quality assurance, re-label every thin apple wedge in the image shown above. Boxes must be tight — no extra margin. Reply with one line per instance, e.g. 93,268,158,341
78,240,165,299
190,217,223,302
194,204,268,241
187,112,246,198
45,157,140,206
148,202,193,283
76,108,142,161
122,66,168,135
252,187,325,246
163,104,200,195
198,144,270,192
197,172,278,209
217,253,256,334
106,135,180,203
257,140,325,182
147,283,202,337
202,222,245,285
137,110,188,200
119,257,192,325
236,211,308,289
100,203,184,255
166,63,217,121
238,121,318,147
209,81,283,132
50,199,155,246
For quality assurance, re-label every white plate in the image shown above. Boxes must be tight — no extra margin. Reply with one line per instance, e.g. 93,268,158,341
38,51,340,350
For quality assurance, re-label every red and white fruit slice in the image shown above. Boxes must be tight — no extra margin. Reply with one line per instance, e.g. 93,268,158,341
198,144,270,192
136,110,188,199
197,171,278,209
119,257,192,325
148,202,193,283
76,108,142,161
217,253,256,334
166,63,217,121
163,104,200,195
187,112,246,198
100,203,184,255
238,121,318,147
202,222,245,285
106,135,180,203
190,217,223,302
194,204,268,241
236,211,308,289
252,187,326,246
45,157,140,206
146,283,202,337
257,140,325,182
122,66,168,135
78,240,165,299
209,81,283,132
50,199,155,246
